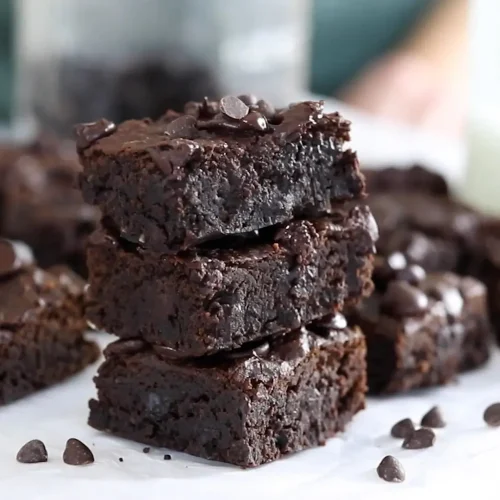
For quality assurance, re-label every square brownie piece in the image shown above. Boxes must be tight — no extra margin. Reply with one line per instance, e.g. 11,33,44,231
0,239,99,405
88,314,366,467
87,205,376,357
77,98,365,253
349,257,491,394
0,136,99,276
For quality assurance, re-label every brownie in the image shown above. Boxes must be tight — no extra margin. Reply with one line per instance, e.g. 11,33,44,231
364,165,449,197
0,136,99,276
77,97,365,253
474,219,500,342
0,239,99,405
368,192,481,276
88,314,366,467
87,205,376,357
350,257,491,394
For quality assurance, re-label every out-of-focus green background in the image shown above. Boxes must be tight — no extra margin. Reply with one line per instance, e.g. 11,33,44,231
0,0,430,122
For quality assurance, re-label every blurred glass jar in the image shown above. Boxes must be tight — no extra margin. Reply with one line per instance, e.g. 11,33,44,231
14,0,310,137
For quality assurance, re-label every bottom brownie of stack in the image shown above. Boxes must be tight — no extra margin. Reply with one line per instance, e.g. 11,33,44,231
89,314,366,467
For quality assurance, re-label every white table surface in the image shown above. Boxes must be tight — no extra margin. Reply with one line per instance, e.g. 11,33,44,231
1,104,483,500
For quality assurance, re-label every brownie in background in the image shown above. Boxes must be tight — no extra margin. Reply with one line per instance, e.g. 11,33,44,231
0,135,99,276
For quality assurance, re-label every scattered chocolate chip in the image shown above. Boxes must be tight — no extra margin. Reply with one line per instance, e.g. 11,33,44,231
391,418,415,439
16,439,48,464
104,339,146,358
377,455,405,483
402,428,436,449
0,239,34,278
220,95,249,120
164,115,197,139
484,403,500,427
421,406,446,428
74,118,116,151
164,454,172,460
119,457,124,462
143,447,150,454
63,438,95,465
396,265,426,286
381,280,429,317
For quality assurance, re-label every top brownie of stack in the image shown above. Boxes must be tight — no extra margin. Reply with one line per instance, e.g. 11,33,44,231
76,96,365,253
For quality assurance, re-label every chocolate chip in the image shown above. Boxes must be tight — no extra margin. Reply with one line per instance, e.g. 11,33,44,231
253,342,270,357
163,454,172,460
402,428,436,449
377,456,405,483
143,447,150,454
164,115,197,138
119,457,124,462
225,341,270,360
241,111,268,132
256,99,276,119
483,403,500,427
74,118,116,151
396,265,426,286
63,438,95,465
381,281,429,317
104,339,146,358
238,94,258,106
219,96,249,120
16,439,48,464
421,406,446,428
425,281,464,318
391,418,415,439
0,239,34,278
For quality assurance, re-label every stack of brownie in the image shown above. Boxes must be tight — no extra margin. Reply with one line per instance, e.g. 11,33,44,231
75,96,378,466
350,166,492,395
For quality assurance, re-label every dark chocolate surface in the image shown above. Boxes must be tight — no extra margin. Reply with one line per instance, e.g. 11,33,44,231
78,98,365,253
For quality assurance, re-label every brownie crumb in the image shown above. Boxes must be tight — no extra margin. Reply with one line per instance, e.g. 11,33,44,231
119,457,124,462
143,447,150,454
164,454,172,460
377,455,405,483
16,439,48,464
402,428,436,449
483,403,500,427
63,438,95,465
390,418,415,439
421,406,446,428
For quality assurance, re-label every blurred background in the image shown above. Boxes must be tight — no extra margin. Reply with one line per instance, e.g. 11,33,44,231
0,0,493,210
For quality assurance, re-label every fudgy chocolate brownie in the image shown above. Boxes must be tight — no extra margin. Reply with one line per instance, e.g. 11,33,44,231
368,193,481,275
87,205,376,356
77,97,365,253
0,136,99,275
364,165,449,197
349,255,491,394
474,219,500,342
0,238,99,405
88,314,366,467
